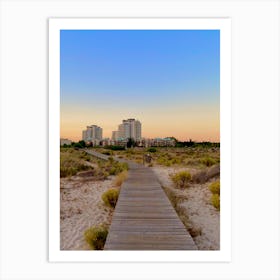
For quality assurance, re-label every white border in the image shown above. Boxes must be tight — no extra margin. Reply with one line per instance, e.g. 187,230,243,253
49,18,231,262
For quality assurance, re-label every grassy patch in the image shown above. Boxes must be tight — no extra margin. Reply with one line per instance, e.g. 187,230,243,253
147,147,157,153
211,194,220,211
209,181,220,195
209,181,220,211
200,157,217,167
102,188,120,208
84,225,108,250
171,171,191,189
113,170,128,187
60,148,92,178
97,158,128,176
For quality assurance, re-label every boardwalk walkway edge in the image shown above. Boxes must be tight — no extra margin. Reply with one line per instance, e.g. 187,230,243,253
84,149,197,250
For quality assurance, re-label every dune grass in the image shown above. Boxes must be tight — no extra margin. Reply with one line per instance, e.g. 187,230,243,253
84,225,108,250
60,148,93,178
209,181,220,211
171,171,192,189
102,188,120,208
113,170,128,187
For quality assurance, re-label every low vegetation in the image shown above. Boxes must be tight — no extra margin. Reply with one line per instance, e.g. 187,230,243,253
113,170,128,187
211,194,220,211
84,225,108,250
209,181,220,195
209,181,220,210
171,171,192,189
200,157,217,167
102,188,120,208
147,147,157,153
60,148,93,178
97,158,128,176
163,186,202,238
60,147,129,180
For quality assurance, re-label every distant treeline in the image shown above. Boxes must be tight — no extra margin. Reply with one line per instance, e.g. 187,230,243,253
165,137,220,148
61,139,220,149
61,140,88,148
175,140,220,148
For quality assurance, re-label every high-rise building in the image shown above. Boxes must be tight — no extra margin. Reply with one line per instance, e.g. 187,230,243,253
115,119,141,141
82,125,103,143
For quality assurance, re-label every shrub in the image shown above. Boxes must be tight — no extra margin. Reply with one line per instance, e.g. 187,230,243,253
113,171,128,187
109,166,117,175
211,194,220,211
147,147,157,153
171,171,191,189
108,162,128,175
108,156,114,162
105,145,125,150
84,225,108,250
102,188,120,208
209,181,220,195
200,157,216,167
157,156,171,166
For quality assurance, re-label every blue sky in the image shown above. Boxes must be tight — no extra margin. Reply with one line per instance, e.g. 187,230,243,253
60,30,220,141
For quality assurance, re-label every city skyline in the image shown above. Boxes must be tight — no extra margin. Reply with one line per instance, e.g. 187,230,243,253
60,30,220,142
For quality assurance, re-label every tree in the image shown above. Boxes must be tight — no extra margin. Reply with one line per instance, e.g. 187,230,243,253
127,138,136,148
78,140,86,148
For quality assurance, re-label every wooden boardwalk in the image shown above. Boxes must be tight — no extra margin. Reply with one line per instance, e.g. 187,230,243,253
84,149,197,250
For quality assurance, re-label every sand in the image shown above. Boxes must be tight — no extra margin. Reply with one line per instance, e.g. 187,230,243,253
60,175,114,250
152,166,220,250
60,164,220,250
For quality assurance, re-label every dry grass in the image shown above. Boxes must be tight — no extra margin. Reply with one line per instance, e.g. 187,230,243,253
162,186,202,238
211,194,220,211
209,181,220,195
60,148,93,178
209,181,220,211
113,170,128,187
102,188,120,208
95,147,220,171
171,171,192,189
84,225,108,250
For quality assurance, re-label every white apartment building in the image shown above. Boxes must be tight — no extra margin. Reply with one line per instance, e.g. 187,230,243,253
82,124,103,143
117,118,141,141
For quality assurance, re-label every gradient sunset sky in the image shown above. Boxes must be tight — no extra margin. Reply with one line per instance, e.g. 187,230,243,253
60,30,220,142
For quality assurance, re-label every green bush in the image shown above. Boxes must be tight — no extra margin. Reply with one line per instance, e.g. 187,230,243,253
211,194,220,211
105,145,125,151
200,157,216,167
84,225,108,250
102,188,120,208
147,147,157,153
171,171,191,189
209,181,220,195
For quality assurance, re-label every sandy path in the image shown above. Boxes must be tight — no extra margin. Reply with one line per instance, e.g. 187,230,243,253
152,166,220,250
60,176,114,250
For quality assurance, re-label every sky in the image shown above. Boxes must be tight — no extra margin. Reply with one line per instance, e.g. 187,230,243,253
60,30,220,142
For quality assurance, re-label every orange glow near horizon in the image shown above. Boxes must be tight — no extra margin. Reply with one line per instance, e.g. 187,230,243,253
60,102,220,142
